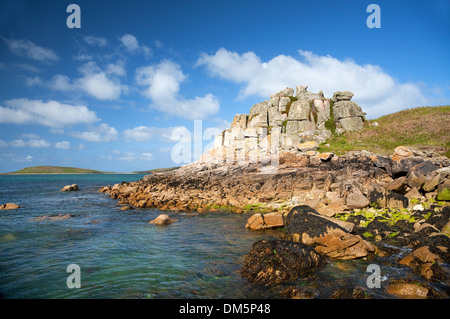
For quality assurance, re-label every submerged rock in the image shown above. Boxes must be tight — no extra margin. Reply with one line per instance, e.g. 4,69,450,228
241,239,326,285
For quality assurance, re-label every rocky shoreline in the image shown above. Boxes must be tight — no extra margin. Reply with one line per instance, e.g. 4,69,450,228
99,145,450,298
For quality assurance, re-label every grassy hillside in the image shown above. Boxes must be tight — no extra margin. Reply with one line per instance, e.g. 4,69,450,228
6,166,107,174
319,105,450,157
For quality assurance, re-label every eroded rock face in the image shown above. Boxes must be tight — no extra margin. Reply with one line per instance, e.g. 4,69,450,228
241,239,326,285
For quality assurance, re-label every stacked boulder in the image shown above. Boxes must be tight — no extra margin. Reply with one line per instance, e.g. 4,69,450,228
332,91,365,132
205,85,366,164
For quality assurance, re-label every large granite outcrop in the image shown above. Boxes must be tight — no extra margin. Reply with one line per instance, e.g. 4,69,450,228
203,85,366,164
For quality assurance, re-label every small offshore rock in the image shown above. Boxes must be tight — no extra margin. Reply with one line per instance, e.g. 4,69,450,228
0,203,21,210
148,214,178,226
61,184,79,191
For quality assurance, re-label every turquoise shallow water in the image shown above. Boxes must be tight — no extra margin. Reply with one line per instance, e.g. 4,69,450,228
0,174,447,299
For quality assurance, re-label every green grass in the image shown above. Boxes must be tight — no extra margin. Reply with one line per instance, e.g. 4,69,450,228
6,166,107,174
319,105,450,156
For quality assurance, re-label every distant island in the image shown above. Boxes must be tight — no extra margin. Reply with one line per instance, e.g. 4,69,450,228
2,165,181,175
2,166,109,175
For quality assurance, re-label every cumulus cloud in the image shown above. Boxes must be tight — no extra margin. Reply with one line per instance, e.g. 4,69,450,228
196,48,428,118
135,61,220,119
0,98,99,128
120,34,152,57
77,61,123,100
71,123,118,142
46,62,124,100
2,37,59,63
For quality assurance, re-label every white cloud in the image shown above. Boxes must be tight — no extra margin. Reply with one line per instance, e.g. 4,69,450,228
83,35,108,47
45,62,124,100
78,72,122,100
76,61,123,100
0,99,99,128
135,60,220,119
120,34,152,57
196,48,428,118
109,150,154,162
55,141,70,149
71,123,118,142
2,37,59,63
123,125,187,142
0,140,7,147
49,74,74,91
106,61,126,76
10,138,50,148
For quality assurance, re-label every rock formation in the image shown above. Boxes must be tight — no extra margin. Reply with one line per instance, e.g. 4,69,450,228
202,85,366,164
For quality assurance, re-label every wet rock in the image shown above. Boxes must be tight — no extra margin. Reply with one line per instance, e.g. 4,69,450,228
0,203,21,210
61,184,79,191
386,280,430,298
148,214,178,226
241,239,326,285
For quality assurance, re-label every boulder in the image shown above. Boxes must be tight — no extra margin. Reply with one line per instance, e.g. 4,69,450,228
61,184,79,191
148,214,178,226
0,203,21,210
284,205,376,260
423,173,444,192
338,117,364,131
345,187,370,209
297,141,319,152
333,101,364,119
436,183,450,201
287,100,311,120
383,176,408,194
386,280,430,299
393,146,413,158
241,239,326,285
245,212,284,230
332,91,354,102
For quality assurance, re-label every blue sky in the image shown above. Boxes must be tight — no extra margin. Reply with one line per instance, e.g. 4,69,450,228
0,0,449,172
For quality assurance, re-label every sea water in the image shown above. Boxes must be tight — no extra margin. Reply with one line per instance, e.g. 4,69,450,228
0,174,444,299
